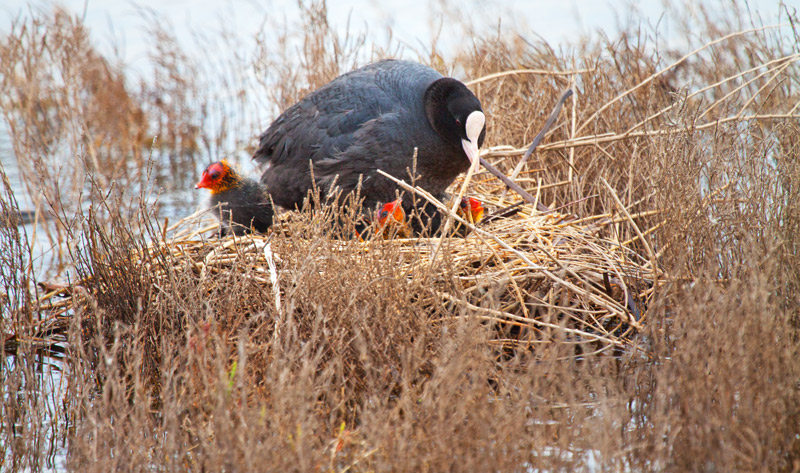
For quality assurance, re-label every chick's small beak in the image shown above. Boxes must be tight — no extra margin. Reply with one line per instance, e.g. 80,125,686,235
195,171,209,189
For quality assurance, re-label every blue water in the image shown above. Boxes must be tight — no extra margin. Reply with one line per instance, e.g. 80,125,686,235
0,125,56,278
0,126,207,278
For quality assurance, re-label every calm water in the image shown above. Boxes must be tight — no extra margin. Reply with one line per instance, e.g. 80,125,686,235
2,352,69,471
0,125,58,279
0,126,208,279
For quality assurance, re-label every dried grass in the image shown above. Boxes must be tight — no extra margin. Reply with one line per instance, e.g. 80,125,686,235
2,1,800,472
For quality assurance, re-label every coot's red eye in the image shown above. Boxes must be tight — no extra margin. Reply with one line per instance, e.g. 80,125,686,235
455,119,461,126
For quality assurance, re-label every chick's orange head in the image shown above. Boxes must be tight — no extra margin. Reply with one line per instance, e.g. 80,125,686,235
377,200,405,226
459,197,484,223
196,160,236,194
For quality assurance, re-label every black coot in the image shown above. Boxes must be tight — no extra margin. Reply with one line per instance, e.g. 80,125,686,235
253,59,486,224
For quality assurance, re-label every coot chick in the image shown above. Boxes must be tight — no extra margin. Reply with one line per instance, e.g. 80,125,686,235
459,197,484,223
377,196,484,237
376,199,411,238
253,59,486,226
453,197,484,236
404,196,485,236
196,161,273,235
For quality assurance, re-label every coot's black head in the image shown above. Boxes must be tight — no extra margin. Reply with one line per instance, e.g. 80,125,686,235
424,78,486,166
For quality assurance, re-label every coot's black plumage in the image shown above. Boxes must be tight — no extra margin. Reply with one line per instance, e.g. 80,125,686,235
253,59,486,221
196,161,274,235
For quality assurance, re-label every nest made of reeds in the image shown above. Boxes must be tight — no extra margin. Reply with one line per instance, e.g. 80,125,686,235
25,166,659,362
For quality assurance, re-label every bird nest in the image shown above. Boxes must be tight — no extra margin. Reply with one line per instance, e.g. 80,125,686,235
182,182,658,346
19,175,660,361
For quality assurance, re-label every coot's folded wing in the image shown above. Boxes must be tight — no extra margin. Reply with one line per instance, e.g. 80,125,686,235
253,69,402,172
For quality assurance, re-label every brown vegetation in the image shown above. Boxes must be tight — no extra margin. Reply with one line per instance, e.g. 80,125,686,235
1,1,799,471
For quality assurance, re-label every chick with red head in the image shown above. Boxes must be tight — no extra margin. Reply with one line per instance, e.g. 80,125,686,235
196,160,273,235
458,197,484,224
375,199,411,238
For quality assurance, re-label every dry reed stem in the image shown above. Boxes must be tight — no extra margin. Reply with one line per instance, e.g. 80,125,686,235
25,186,655,358
481,111,800,160
575,23,789,134
464,67,595,86
601,177,658,296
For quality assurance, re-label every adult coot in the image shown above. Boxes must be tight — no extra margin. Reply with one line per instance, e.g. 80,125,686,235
196,161,274,235
253,59,485,227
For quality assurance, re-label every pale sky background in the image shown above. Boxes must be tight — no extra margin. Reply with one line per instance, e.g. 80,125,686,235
2,0,788,75
1,0,790,187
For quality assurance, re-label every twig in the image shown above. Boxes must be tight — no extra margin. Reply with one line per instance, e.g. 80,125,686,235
576,24,789,135
601,178,658,300
465,68,594,86
501,88,574,201
478,157,551,212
